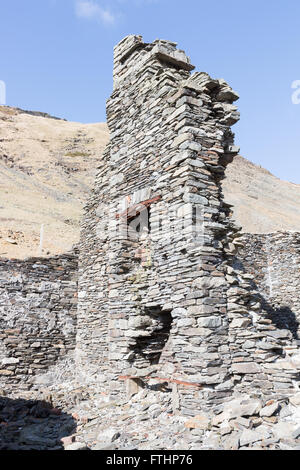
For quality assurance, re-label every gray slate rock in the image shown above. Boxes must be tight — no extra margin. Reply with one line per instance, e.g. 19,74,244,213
239,427,271,447
259,402,280,417
65,442,89,451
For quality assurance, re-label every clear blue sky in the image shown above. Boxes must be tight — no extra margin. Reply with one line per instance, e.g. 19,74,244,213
1,0,300,183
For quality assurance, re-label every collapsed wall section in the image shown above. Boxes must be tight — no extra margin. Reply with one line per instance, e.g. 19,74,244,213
0,253,78,393
77,35,241,412
237,232,300,343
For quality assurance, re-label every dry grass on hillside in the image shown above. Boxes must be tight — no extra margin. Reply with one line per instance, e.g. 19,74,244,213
0,106,109,259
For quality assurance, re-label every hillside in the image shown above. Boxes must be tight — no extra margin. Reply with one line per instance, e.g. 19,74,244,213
0,106,108,259
0,105,299,259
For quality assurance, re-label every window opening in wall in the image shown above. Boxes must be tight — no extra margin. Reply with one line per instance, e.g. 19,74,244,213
128,308,173,367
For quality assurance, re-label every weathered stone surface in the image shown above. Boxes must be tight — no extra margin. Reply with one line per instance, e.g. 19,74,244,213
259,402,280,418
292,427,300,439
232,363,261,374
222,432,240,450
237,232,300,347
65,442,89,451
97,428,120,443
0,370,14,376
212,396,262,426
239,427,271,447
2,358,20,365
272,422,296,440
184,414,210,430
289,392,300,407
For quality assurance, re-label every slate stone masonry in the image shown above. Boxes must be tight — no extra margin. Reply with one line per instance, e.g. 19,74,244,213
76,35,300,415
0,36,299,419
0,253,78,392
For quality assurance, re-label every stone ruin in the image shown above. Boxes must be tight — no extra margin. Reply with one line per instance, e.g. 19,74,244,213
76,35,300,415
1,35,300,449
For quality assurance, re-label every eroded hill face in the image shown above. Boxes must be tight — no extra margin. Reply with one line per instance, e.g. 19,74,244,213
222,155,300,233
0,106,109,259
0,106,299,259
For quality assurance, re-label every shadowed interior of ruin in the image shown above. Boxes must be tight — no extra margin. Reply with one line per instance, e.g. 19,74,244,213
128,207,150,240
129,308,173,366
0,396,76,450
263,303,299,341
235,257,299,342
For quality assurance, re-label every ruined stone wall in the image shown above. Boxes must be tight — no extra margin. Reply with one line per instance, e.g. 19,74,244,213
76,35,240,411
0,253,78,392
236,232,300,344
76,35,300,415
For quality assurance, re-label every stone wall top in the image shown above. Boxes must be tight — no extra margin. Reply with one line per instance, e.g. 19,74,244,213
113,34,195,90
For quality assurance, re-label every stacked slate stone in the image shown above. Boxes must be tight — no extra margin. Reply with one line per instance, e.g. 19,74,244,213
76,35,300,415
237,232,300,340
0,252,78,393
232,232,300,396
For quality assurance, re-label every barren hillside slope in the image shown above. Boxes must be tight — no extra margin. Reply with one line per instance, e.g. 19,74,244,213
0,106,299,259
0,106,108,259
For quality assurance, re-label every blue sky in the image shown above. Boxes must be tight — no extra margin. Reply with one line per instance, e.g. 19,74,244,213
0,0,300,183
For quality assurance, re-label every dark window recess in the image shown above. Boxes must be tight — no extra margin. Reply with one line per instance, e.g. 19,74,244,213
128,207,150,238
192,205,197,224
129,308,172,366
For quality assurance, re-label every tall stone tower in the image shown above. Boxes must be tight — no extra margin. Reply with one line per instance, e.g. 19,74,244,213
76,36,297,415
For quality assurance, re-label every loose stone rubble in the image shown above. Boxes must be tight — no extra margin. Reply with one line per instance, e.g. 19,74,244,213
3,381,300,450
74,391,300,451
237,232,300,341
1,35,300,450
0,395,76,451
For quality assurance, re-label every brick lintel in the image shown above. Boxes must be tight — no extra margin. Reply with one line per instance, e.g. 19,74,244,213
119,375,203,389
116,195,162,220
